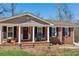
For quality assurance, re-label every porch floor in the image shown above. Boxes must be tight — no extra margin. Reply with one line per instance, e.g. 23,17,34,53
0,41,49,48
21,41,49,48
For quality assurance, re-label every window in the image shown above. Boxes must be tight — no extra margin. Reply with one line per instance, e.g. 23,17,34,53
35,27,44,40
52,27,57,37
37,27,43,37
8,27,13,38
2,26,14,39
63,28,69,36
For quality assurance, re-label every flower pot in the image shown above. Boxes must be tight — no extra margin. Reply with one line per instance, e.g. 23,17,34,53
7,39,11,43
7,37,12,43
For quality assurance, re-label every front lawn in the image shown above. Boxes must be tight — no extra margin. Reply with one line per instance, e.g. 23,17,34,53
0,50,79,56
0,45,79,56
0,50,34,56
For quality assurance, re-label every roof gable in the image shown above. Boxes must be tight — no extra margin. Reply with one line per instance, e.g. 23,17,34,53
0,13,53,25
21,20,49,26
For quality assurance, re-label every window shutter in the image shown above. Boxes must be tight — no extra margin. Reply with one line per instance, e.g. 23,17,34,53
56,27,58,36
63,27,65,36
43,27,45,37
69,28,71,36
35,27,37,38
49,27,52,37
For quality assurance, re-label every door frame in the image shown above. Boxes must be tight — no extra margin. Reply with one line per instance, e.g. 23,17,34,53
22,27,29,40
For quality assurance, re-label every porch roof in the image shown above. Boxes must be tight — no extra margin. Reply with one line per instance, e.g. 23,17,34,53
0,13,77,27
0,13,53,27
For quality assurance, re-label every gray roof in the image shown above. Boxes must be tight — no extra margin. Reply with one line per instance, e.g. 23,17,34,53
0,17,8,21
46,20,78,27
0,13,77,27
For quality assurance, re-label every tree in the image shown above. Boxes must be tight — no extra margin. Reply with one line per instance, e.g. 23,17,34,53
11,3,16,16
56,3,73,21
0,3,16,16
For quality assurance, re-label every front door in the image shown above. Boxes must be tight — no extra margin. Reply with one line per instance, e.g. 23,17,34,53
23,27,28,39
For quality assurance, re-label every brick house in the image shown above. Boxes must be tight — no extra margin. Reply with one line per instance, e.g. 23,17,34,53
0,13,76,45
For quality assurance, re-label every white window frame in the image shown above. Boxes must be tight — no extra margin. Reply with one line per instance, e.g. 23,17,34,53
64,27,69,37
7,26,14,39
37,27,43,38
51,27,57,37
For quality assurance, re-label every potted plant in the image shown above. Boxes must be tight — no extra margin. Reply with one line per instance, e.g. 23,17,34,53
11,38,16,44
7,37,12,43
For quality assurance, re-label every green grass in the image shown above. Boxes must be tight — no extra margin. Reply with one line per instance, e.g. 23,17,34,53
0,50,34,56
0,45,79,56
62,48,79,50
55,53,79,56
62,53,79,56
35,53,79,56
0,50,79,56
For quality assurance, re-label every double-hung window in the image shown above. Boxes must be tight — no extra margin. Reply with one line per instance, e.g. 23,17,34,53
37,27,43,37
63,28,69,37
52,27,57,37
8,27,14,38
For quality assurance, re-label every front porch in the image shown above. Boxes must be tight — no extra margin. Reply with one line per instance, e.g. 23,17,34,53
1,26,50,44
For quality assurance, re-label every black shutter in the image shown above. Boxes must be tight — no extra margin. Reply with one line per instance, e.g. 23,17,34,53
49,27,52,37
69,28,71,36
63,27,65,36
14,26,17,38
56,27,58,36
43,27,45,37
35,27,37,38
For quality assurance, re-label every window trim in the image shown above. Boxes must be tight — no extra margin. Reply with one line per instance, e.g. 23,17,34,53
37,27,43,38
51,27,57,37
64,27,70,37
7,26,14,39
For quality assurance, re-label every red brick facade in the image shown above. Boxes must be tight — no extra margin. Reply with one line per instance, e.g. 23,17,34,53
62,28,74,44
49,27,74,45
5,26,74,45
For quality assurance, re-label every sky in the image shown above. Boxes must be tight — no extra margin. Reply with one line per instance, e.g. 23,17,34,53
15,3,57,19
1,3,79,21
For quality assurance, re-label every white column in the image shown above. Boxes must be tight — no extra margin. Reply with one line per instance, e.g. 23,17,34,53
18,26,21,44
7,26,8,39
32,26,35,43
59,27,63,43
0,26,2,44
47,27,50,42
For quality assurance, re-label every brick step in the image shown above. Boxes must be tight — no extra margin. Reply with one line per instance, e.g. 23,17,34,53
22,44,48,46
0,43,18,46
22,42,49,47
22,42,33,46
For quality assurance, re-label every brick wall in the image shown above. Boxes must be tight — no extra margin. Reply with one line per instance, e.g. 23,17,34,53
49,27,74,45
63,28,74,44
